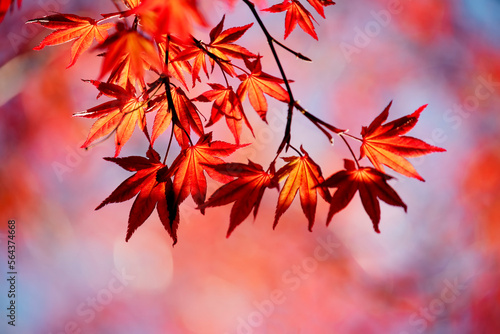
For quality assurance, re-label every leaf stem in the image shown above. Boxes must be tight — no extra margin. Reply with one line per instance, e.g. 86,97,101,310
132,15,139,30
163,125,174,165
193,38,242,80
219,62,230,87
163,35,193,147
341,132,363,142
267,150,281,173
271,37,312,62
289,144,303,156
293,101,344,134
241,1,344,155
339,133,360,169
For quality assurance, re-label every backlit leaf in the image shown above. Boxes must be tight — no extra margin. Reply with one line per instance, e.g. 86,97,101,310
274,146,331,230
199,160,277,237
360,102,446,181
27,13,115,67
318,159,407,233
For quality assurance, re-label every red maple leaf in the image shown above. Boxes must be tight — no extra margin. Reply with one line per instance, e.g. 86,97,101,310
237,57,289,122
147,85,205,148
27,13,115,67
157,36,193,90
171,87,205,149
130,0,207,39
98,27,162,89
360,102,446,181
264,0,318,40
199,160,277,237
149,94,172,147
274,146,331,230
74,80,149,157
174,15,256,86
205,15,256,74
194,83,254,145
167,132,243,211
318,159,407,233
96,148,179,244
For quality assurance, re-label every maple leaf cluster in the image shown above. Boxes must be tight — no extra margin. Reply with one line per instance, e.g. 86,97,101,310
25,0,445,245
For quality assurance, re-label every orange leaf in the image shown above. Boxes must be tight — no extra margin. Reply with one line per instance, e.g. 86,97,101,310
131,0,207,39
170,87,204,149
264,0,318,40
207,15,256,75
195,83,254,144
96,148,179,244
167,133,243,211
360,102,446,181
274,146,331,230
149,86,204,148
99,28,162,88
27,13,115,67
318,159,407,233
237,57,289,122
150,95,172,147
158,36,192,89
199,160,277,237
173,15,256,86
74,81,148,157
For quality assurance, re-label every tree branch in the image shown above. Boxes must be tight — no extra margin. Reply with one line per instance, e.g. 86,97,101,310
163,35,193,147
242,0,295,155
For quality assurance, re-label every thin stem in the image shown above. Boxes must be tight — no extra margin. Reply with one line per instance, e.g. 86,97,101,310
289,144,303,156
219,63,230,87
163,125,174,165
226,59,250,76
312,122,334,144
164,35,193,147
193,38,250,81
243,0,358,170
140,80,163,105
84,128,117,150
341,132,363,142
267,150,281,173
132,16,139,30
294,101,344,134
339,133,360,169
272,37,312,62
96,14,121,24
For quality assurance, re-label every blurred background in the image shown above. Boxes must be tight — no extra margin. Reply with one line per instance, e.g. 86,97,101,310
1,0,499,333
